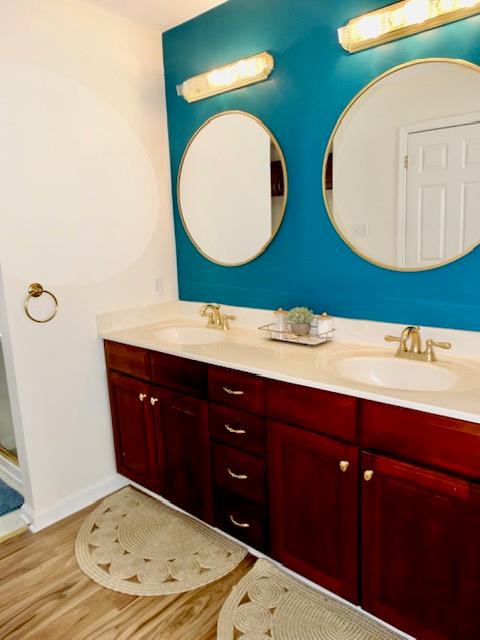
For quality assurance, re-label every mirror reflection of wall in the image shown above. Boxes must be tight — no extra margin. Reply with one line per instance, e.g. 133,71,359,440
324,60,480,271
178,111,287,266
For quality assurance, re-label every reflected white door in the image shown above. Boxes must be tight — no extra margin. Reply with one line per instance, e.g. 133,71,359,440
404,122,480,268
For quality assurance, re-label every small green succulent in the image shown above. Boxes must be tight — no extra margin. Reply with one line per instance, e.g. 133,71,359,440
287,306,314,325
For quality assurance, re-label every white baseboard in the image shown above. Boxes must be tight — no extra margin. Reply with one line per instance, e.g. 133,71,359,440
21,473,128,532
0,454,23,494
19,503,34,527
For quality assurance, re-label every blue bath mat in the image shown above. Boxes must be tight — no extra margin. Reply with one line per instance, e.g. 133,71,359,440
0,479,23,516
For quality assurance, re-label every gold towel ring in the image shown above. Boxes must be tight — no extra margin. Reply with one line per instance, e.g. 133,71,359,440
24,283,59,324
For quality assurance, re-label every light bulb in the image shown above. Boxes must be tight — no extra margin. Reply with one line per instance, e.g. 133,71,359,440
207,58,266,88
405,0,430,23
389,7,407,28
354,14,384,39
439,0,456,10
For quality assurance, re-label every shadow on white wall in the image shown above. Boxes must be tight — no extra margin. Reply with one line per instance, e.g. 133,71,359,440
0,66,159,285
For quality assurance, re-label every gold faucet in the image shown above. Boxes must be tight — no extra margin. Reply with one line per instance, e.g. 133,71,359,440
199,303,236,331
385,326,451,362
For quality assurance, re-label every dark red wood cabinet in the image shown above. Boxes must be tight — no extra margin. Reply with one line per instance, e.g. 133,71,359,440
361,452,478,640
105,341,212,522
159,390,212,522
208,365,269,552
265,379,357,443
268,420,359,602
107,371,164,493
105,341,480,640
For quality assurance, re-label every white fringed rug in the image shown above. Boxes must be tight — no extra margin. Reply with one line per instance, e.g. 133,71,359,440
75,487,247,596
217,559,404,639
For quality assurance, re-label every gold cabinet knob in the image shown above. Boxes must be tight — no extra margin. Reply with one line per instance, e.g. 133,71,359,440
150,397,159,406
364,470,374,482
139,393,147,402
339,460,350,473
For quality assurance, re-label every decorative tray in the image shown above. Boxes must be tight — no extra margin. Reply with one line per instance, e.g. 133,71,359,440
258,323,335,346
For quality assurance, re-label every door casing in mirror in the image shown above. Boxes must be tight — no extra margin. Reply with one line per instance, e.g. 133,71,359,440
177,110,288,267
322,58,480,272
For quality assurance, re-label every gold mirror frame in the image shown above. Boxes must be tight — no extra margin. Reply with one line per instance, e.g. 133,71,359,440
177,110,288,267
322,58,480,272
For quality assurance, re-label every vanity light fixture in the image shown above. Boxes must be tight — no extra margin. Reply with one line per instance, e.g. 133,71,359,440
176,51,274,103
338,0,480,53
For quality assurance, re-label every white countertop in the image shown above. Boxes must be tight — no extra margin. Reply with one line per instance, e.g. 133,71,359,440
99,303,480,425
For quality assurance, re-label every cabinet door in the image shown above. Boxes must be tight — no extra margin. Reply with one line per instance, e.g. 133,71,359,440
107,371,161,491
156,390,213,523
268,420,359,602
362,452,475,640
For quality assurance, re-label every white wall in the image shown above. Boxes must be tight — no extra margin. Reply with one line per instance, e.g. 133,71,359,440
85,0,228,31
0,0,177,528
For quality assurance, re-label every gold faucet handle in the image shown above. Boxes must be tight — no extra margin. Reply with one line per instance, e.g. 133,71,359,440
221,313,237,330
385,334,407,351
425,338,452,362
428,340,452,350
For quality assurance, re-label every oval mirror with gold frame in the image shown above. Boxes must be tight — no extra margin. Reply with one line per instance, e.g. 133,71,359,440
178,110,288,266
323,58,480,272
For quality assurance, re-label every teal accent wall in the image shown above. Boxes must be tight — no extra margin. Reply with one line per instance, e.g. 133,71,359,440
163,0,480,331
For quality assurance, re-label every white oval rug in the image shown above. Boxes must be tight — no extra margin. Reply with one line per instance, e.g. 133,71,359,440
75,487,247,596
217,559,404,639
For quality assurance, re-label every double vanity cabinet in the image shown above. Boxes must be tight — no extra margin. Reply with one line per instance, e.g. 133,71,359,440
104,339,480,640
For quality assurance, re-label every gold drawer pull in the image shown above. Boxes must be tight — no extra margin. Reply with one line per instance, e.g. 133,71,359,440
227,467,248,480
339,460,350,473
364,470,374,482
225,424,246,435
223,386,245,396
139,393,147,402
229,514,250,529
150,397,159,406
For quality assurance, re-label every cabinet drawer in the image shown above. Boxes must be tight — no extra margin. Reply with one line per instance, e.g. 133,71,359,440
214,489,268,552
361,401,480,481
209,404,265,455
213,443,266,505
266,379,357,443
151,351,207,398
208,366,264,415
105,341,151,381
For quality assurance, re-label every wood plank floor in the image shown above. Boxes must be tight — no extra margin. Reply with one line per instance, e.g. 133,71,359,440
0,500,254,640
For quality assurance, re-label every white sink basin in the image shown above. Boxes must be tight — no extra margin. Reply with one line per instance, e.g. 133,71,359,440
153,326,225,346
334,355,459,392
